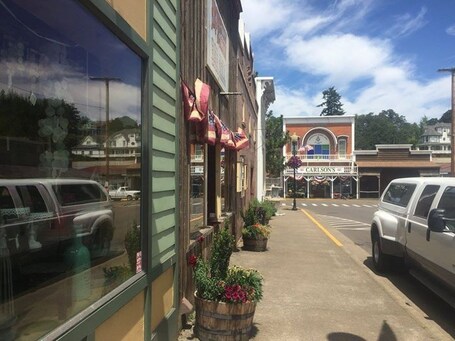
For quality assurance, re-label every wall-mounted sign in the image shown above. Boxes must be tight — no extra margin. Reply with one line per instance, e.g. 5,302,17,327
207,0,229,91
285,166,357,175
304,166,341,173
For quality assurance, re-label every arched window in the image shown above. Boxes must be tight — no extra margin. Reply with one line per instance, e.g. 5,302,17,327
307,133,330,159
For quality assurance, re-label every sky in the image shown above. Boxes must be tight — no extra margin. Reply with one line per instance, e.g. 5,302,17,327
240,0,455,123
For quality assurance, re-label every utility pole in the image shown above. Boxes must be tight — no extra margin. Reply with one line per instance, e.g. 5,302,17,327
438,68,455,177
89,77,121,187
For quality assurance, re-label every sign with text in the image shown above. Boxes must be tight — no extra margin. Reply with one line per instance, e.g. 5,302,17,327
207,0,229,91
285,166,357,175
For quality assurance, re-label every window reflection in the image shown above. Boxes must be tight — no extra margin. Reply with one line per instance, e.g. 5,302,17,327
190,143,204,232
0,0,142,339
220,147,225,212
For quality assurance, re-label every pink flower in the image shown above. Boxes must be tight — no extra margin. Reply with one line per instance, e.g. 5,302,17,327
188,255,197,268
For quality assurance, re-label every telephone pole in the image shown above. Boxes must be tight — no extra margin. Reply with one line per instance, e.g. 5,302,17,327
89,77,121,187
438,68,455,176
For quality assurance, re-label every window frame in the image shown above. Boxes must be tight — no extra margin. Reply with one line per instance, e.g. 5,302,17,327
0,1,152,340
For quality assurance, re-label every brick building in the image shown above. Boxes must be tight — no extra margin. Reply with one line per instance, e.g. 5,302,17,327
282,116,358,199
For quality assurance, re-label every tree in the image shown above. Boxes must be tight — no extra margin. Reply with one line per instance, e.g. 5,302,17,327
317,86,345,116
265,111,288,177
355,109,420,149
440,109,452,123
108,116,138,133
0,90,84,151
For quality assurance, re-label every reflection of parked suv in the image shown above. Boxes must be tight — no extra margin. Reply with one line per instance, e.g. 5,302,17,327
371,177,455,306
0,179,114,259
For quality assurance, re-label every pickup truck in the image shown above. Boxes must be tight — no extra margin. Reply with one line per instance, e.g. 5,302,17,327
109,186,140,201
371,177,455,306
0,178,114,259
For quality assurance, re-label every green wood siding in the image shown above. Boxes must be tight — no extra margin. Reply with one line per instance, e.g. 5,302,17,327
151,0,178,270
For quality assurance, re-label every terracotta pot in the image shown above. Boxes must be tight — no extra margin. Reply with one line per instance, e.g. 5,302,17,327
194,295,256,341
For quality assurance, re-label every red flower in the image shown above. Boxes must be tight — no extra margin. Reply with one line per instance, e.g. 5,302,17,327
188,255,197,268
197,235,205,243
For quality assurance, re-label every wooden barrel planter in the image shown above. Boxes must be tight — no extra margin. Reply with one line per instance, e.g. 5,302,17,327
194,295,256,341
242,237,268,252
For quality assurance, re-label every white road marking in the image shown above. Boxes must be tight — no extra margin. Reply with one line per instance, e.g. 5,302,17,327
335,227,371,231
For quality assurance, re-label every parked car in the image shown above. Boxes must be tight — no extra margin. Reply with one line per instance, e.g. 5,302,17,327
108,186,140,201
371,177,455,306
0,178,114,260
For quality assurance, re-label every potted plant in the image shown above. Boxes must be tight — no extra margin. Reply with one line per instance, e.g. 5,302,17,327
190,228,263,340
242,223,271,252
241,200,273,252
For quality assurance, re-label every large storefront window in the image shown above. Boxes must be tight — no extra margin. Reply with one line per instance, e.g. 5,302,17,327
0,1,142,339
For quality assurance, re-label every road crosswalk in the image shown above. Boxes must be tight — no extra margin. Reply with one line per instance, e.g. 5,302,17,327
316,214,371,231
298,202,377,208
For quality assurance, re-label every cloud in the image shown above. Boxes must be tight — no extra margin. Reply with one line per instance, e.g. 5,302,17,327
385,7,428,38
282,34,393,87
242,1,451,124
446,24,455,36
0,60,141,121
240,0,298,40
345,76,449,122
271,75,450,123
269,86,321,117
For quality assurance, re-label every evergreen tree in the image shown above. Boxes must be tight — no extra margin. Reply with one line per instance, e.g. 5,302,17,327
317,86,345,116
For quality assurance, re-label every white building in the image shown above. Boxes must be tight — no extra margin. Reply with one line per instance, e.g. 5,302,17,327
418,123,451,158
72,128,141,162
255,77,275,201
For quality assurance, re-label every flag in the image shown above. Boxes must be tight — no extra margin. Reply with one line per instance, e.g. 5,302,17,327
213,114,232,145
206,110,217,145
232,127,249,150
194,78,210,119
225,131,236,149
180,80,195,120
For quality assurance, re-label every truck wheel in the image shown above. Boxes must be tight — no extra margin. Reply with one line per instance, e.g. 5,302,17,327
127,195,133,201
90,227,111,258
372,231,390,272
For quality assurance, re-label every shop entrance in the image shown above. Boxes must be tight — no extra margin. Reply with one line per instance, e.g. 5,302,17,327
309,178,330,198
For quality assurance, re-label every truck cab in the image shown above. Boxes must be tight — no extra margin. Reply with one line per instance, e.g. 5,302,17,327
371,177,455,306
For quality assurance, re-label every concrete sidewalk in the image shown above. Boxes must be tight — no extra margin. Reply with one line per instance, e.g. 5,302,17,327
180,207,451,341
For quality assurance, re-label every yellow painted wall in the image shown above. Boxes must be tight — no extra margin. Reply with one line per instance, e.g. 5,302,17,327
106,0,147,40
151,267,175,331
95,291,144,340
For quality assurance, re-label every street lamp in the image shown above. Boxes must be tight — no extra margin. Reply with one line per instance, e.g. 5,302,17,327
438,68,455,176
90,76,121,188
291,132,299,210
